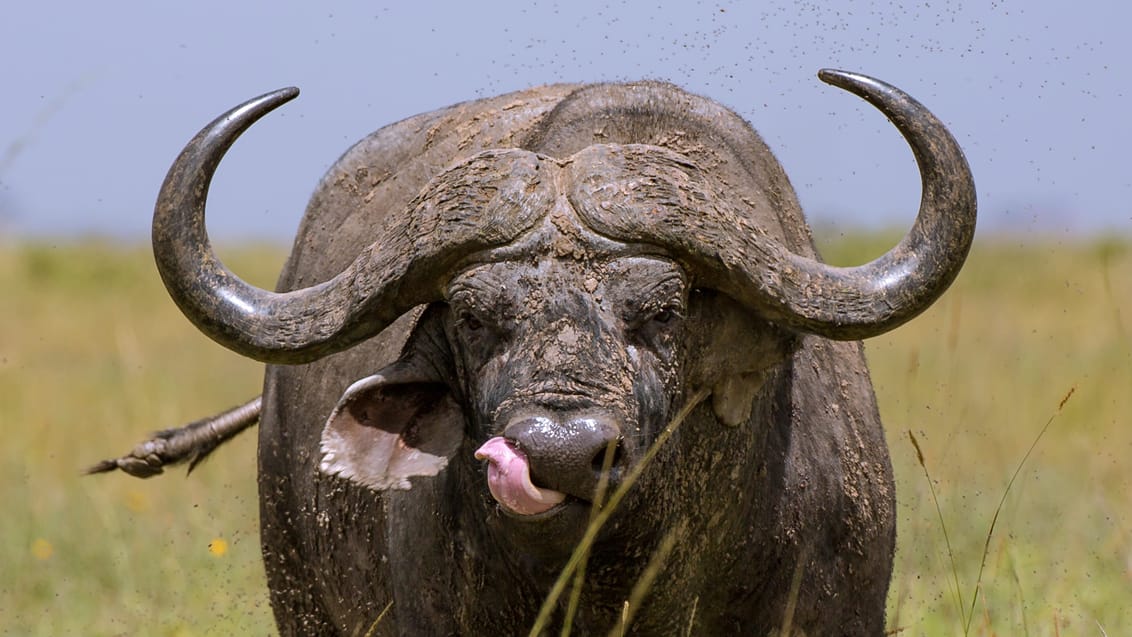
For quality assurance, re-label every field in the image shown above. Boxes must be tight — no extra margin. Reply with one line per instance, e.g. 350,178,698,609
1,235,1129,635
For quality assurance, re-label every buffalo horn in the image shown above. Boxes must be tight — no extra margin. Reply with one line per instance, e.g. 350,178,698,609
152,88,550,363
569,69,976,340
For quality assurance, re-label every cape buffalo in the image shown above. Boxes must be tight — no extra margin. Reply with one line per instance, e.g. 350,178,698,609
124,70,975,635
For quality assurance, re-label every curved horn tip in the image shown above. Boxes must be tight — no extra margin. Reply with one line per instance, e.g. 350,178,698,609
817,68,848,82
222,87,301,123
250,86,301,109
816,68,886,94
272,86,301,100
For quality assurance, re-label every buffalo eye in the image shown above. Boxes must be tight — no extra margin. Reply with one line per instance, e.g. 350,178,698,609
627,302,684,333
456,310,483,332
650,307,677,325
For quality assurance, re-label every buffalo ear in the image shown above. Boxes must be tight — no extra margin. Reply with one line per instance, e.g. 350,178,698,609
319,363,463,491
688,292,798,427
710,372,766,427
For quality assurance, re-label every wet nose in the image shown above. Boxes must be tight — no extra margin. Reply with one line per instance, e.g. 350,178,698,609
504,414,623,502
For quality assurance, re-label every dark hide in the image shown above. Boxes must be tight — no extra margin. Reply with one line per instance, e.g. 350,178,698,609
259,83,895,635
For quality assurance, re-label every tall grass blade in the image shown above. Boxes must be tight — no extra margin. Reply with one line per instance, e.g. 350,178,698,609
684,596,698,637
528,389,709,637
908,429,965,625
605,519,686,637
561,439,618,636
1098,241,1128,349
359,600,394,637
1007,545,1029,637
963,386,1075,635
777,546,807,637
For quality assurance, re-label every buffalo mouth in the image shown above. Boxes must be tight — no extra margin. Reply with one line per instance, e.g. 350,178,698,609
475,437,571,516
475,436,626,520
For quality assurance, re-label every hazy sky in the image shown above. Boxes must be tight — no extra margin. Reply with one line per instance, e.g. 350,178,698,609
2,1,1129,240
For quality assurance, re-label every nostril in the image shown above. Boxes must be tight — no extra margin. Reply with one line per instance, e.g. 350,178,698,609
590,437,623,475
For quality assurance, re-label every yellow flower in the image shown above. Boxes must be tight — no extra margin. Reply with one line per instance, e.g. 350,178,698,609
208,538,228,557
125,490,149,513
31,538,53,560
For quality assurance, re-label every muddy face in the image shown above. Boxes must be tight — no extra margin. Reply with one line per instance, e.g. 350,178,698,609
446,255,688,520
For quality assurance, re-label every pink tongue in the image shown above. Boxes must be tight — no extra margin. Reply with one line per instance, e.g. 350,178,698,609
474,437,566,515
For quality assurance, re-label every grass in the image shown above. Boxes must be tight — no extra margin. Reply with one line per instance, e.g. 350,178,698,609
819,233,1132,635
1,234,1129,635
0,241,280,636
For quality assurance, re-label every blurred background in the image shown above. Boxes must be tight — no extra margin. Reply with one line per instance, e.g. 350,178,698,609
2,1,1129,635
3,0,1130,240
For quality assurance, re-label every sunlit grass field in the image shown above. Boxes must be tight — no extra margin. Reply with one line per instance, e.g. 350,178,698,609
1,235,1128,635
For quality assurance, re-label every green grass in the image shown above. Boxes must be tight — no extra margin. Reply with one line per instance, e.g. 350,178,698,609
1,235,1128,635
0,241,281,636
820,233,1132,635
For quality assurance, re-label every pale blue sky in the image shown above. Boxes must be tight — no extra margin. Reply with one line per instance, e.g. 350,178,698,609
2,1,1129,239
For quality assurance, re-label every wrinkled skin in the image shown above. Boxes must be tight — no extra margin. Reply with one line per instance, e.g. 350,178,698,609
255,86,898,636
146,75,974,635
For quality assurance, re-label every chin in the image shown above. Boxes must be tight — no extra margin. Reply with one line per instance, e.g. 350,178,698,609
486,497,599,561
